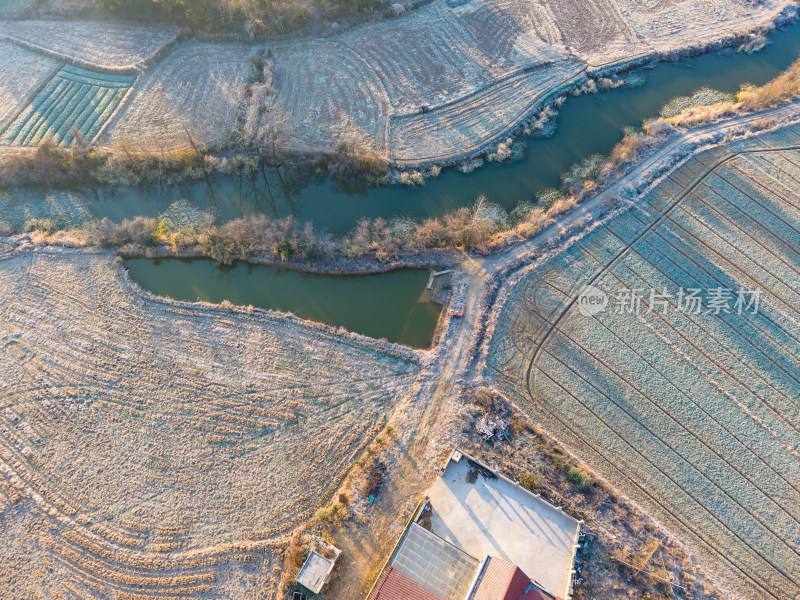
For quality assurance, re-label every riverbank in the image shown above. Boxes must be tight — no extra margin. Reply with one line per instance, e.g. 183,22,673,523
7,84,800,280
4,16,800,248
1,1,798,189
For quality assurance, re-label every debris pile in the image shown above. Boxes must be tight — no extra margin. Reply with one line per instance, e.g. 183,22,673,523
476,414,509,441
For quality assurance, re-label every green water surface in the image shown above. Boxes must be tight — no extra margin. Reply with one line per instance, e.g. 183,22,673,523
125,258,442,348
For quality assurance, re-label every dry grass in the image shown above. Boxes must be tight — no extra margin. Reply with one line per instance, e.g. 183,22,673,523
663,58,800,128
545,195,578,218
0,250,419,599
738,58,800,111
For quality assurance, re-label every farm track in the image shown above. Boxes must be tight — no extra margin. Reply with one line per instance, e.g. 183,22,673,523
485,122,800,599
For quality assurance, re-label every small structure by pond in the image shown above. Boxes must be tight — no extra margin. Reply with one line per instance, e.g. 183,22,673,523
295,536,342,595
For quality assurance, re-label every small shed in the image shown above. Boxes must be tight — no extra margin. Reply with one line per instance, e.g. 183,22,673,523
296,551,337,594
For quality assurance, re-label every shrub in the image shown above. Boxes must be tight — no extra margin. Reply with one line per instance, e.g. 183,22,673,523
545,196,577,218
201,233,235,266
316,504,342,523
552,454,593,488
509,414,529,436
517,471,543,492
605,131,648,171
561,154,604,195
565,465,593,488
659,87,734,119
25,217,56,234
536,187,565,207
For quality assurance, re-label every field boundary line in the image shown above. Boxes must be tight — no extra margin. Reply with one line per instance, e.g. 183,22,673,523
524,141,800,395
391,64,586,164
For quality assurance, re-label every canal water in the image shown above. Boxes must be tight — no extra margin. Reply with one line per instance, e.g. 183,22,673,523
84,19,800,232
124,258,442,348
21,19,800,345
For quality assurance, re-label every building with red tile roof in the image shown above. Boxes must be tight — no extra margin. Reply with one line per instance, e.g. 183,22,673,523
371,566,443,600
368,450,580,600
469,557,550,600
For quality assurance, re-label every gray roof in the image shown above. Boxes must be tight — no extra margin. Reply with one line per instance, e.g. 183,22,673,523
296,551,335,594
390,523,479,599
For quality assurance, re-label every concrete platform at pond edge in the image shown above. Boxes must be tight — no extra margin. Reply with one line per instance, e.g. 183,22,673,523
426,451,582,599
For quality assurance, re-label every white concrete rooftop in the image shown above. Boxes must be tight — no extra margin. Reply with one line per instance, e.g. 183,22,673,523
296,551,335,594
426,452,581,599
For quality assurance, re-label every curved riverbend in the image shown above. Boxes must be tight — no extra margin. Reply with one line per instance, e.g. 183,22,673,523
70,19,800,232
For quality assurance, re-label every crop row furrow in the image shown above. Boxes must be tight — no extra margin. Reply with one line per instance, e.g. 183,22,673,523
524,286,800,509
542,328,800,545
605,209,800,360
732,158,800,214
564,239,796,460
23,82,87,145
12,79,78,144
628,236,800,396
666,210,800,323
603,257,800,432
720,165,800,228
532,361,797,598
694,182,800,283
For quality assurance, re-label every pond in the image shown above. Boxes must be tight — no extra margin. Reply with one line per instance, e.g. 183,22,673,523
124,258,443,348
18,20,800,346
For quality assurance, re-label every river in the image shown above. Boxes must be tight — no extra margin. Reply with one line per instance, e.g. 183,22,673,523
24,20,800,345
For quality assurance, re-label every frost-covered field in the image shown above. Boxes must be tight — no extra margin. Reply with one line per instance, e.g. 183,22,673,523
266,0,793,160
0,0,795,159
0,251,419,599
389,62,584,162
0,188,90,228
0,41,59,131
616,0,753,51
272,42,390,152
488,124,800,600
544,0,648,67
271,0,578,157
0,20,176,70
103,43,251,150
0,65,134,146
